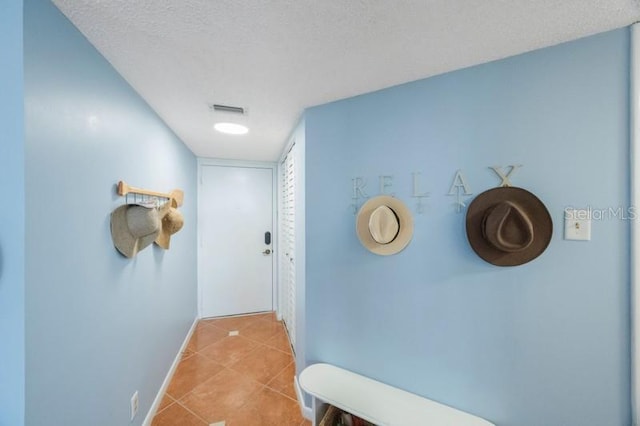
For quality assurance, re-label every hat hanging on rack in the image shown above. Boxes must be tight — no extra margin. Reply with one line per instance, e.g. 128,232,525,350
155,205,184,250
465,186,552,266
110,201,170,258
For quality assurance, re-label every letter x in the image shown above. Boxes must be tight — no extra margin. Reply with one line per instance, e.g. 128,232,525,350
490,165,522,187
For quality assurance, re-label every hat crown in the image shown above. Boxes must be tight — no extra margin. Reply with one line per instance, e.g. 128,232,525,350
126,205,160,237
483,201,534,253
368,205,400,244
163,208,184,235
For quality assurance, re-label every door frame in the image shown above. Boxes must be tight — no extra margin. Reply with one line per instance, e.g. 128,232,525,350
631,23,640,425
197,158,279,319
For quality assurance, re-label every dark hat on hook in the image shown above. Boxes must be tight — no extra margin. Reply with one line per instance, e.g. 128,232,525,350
465,187,552,266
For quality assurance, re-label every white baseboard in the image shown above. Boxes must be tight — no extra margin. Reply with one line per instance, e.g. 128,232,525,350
142,318,198,426
295,375,313,420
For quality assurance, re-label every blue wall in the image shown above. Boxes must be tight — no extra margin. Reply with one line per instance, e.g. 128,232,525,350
0,1,25,425
24,1,198,425
304,29,630,425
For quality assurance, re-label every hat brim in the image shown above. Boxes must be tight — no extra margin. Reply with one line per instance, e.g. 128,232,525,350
155,205,183,250
155,202,172,250
356,196,414,256
111,203,164,258
111,205,137,258
155,231,171,250
465,187,552,266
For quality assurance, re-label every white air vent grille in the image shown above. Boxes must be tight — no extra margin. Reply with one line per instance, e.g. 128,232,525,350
209,104,245,114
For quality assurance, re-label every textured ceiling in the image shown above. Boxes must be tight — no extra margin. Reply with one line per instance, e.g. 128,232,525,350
52,0,640,161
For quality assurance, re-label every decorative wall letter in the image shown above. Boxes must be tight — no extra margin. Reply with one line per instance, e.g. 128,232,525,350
349,166,526,216
448,170,472,213
379,175,394,195
352,177,369,214
411,172,429,214
490,165,522,187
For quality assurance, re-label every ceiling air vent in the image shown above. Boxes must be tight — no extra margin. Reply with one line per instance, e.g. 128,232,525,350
209,103,249,135
210,104,245,115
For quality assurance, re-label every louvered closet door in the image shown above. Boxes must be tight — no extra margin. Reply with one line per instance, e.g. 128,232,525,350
280,146,296,347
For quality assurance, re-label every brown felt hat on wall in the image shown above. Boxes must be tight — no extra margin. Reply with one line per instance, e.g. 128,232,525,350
356,195,414,256
465,187,552,266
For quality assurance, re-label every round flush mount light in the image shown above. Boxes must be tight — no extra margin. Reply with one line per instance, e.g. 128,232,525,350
214,122,249,135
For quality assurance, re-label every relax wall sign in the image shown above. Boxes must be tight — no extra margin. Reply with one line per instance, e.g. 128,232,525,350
351,165,522,214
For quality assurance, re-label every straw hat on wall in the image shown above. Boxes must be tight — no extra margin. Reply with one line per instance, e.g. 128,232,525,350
110,202,169,258
155,206,184,249
356,195,414,256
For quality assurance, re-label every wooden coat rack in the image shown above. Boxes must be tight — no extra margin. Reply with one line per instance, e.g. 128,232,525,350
117,181,184,207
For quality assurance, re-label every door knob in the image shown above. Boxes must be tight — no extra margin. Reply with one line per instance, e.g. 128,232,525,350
262,249,271,255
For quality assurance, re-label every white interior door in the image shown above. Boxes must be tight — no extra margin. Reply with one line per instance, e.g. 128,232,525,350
199,165,274,317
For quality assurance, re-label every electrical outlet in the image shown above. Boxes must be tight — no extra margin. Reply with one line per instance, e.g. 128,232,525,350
130,391,139,421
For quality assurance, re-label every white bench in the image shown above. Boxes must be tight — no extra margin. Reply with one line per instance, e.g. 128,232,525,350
299,363,494,426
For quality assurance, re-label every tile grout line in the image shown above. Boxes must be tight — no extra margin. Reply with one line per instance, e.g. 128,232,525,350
209,321,294,387
195,333,263,358
193,320,293,386
224,383,270,421
264,383,302,404
234,382,304,418
219,325,292,354
153,394,176,416
153,400,176,418
263,360,300,404
174,371,265,425
223,347,293,388
169,343,230,425
164,355,227,405
197,338,268,367
199,321,237,334
155,313,298,425
199,312,275,331
172,395,211,425
264,360,294,386
263,340,294,355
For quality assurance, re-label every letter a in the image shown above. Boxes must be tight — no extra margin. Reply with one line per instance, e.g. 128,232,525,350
448,170,472,195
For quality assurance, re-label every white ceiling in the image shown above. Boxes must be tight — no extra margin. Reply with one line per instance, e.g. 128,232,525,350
52,0,640,162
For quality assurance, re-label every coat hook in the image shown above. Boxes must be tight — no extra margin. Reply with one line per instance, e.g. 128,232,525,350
116,181,184,207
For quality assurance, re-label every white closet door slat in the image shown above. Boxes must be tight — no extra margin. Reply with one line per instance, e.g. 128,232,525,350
280,147,296,348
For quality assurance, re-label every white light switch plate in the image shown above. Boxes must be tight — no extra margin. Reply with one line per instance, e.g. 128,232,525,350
564,209,591,241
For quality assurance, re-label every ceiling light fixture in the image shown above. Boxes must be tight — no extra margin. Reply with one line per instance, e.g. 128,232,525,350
214,122,249,135
209,103,249,135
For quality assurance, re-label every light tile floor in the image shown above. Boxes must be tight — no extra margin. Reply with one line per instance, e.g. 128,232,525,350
152,312,311,426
